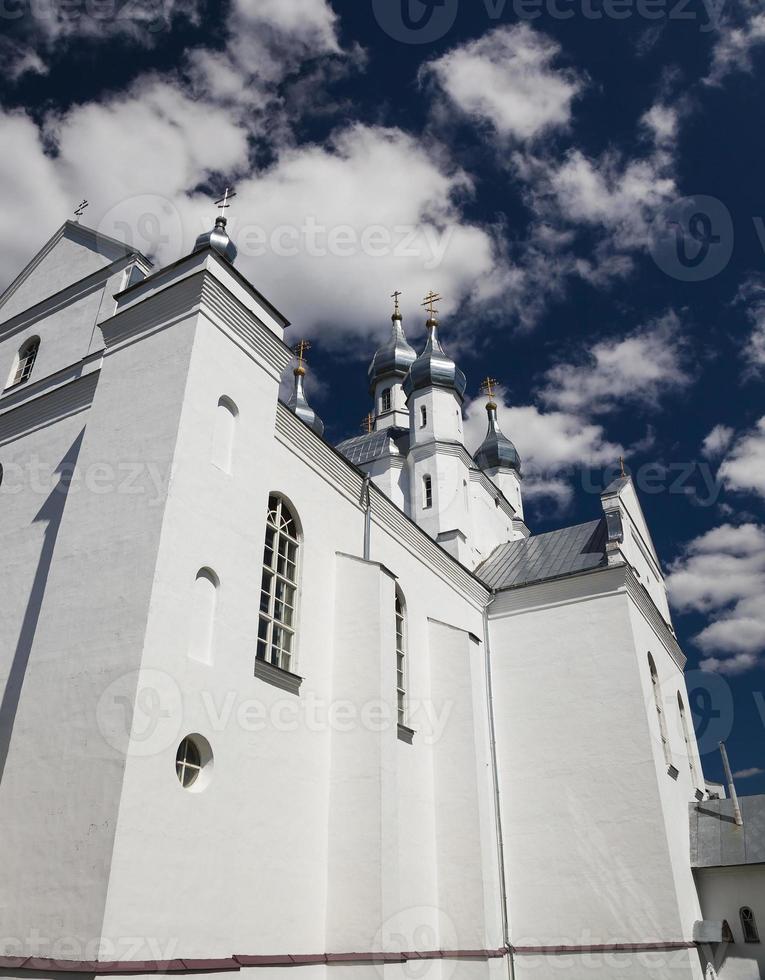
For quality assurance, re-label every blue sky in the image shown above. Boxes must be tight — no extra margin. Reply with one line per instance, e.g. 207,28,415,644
1,0,763,790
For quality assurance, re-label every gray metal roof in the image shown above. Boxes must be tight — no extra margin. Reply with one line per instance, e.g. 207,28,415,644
336,427,408,467
477,518,607,590
691,796,765,868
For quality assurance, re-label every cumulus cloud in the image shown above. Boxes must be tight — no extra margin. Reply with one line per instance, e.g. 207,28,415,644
667,523,765,673
424,25,582,143
706,3,765,85
702,424,735,460
0,94,504,346
540,311,690,416
718,418,765,500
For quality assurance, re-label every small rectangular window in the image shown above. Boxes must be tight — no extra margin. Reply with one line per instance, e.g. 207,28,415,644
423,475,433,509
382,388,392,413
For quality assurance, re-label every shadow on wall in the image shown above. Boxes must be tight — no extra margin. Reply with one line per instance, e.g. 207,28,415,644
0,429,85,784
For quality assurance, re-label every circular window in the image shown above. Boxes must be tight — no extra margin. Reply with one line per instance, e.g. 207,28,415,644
175,735,213,791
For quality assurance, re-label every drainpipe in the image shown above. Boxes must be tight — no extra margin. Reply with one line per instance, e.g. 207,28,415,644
361,475,372,561
719,742,743,827
483,597,515,979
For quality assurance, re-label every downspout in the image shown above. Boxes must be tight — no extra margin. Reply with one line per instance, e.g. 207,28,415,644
483,596,515,979
719,742,744,827
361,474,372,561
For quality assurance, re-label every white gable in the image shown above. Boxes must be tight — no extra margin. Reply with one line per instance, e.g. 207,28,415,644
0,221,139,325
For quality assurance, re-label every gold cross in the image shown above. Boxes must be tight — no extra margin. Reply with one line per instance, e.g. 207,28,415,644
481,377,499,401
391,290,402,314
362,413,375,434
293,340,311,369
74,199,89,218
619,456,627,478
421,291,442,317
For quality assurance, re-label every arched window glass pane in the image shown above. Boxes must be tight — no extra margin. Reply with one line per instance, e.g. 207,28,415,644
396,591,406,726
10,338,40,387
741,907,760,943
258,495,299,672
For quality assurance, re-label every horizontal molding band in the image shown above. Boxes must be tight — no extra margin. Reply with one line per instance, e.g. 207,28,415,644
0,942,697,973
513,942,696,954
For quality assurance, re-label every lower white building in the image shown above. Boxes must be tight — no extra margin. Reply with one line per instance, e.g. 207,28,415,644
0,216,759,980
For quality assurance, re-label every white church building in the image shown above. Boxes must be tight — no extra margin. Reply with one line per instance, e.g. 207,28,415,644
0,213,762,980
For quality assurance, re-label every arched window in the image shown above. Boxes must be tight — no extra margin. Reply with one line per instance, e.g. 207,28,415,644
258,495,299,672
211,396,238,473
420,405,427,428
8,337,40,388
741,907,760,943
188,568,219,664
395,589,407,726
381,388,392,413
677,693,698,785
648,653,672,767
422,475,433,509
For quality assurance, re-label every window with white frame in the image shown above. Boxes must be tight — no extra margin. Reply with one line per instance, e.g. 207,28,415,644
422,475,432,509
396,589,406,726
258,495,299,672
741,907,760,944
8,337,40,388
648,653,672,767
381,388,392,413
420,405,427,428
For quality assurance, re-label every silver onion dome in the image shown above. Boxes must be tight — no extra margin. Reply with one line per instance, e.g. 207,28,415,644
287,364,324,437
402,316,467,401
368,309,417,394
194,216,238,265
474,402,521,474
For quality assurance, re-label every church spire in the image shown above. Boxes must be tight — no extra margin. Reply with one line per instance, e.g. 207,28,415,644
194,187,238,265
402,291,466,401
474,378,521,473
286,340,324,437
368,291,417,395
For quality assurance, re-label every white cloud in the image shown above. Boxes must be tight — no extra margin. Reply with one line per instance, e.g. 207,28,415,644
702,424,735,460
719,418,765,500
424,25,582,142
667,523,765,673
706,5,765,85
733,767,765,779
0,102,504,345
540,311,689,415
540,147,675,252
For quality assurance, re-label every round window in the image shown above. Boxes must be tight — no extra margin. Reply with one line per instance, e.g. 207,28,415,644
175,735,212,791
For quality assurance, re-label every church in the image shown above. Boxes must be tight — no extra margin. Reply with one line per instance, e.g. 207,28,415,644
0,210,762,980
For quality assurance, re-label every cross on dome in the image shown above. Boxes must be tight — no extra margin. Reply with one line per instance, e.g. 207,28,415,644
421,291,442,318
